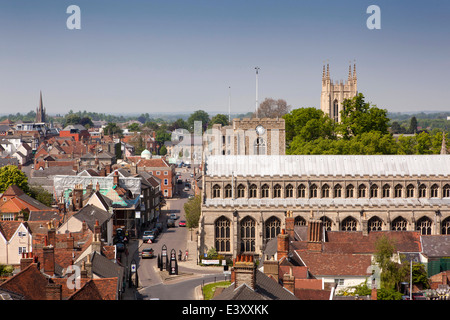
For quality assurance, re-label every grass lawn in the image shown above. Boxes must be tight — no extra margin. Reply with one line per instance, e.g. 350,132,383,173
202,281,231,300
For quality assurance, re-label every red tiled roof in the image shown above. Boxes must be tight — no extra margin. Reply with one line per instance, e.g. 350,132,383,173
0,263,48,300
0,221,23,241
67,278,118,300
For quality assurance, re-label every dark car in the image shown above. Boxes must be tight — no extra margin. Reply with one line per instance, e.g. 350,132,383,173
141,248,154,259
116,242,125,252
167,219,175,228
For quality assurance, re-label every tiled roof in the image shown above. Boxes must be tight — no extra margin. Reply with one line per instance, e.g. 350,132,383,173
0,221,24,241
0,263,48,300
67,278,118,300
421,235,450,258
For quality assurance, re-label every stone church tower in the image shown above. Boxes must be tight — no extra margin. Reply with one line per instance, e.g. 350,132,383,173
35,91,46,123
320,63,357,122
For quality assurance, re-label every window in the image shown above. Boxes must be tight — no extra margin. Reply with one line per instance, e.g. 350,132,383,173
370,184,378,198
18,231,27,237
417,184,426,198
273,184,281,198
164,179,168,186
18,247,27,255
215,217,231,252
335,279,345,286
392,217,407,231
298,184,306,198
430,184,439,198
322,184,330,198
237,184,245,198
261,184,269,198
212,184,221,198
334,184,342,198
254,137,266,155
394,184,402,198
164,189,168,197
295,216,306,226
156,171,160,175
368,217,383,231
406,184,415,198
265,217,281,241
224,184,232,198
285,184,294,198
341,217,357,231
443,184,450,198
382,184,390,198
1,213,14,221
240,217,256,252
310,184,318,198
320,216,333,231
358,185,366,198
249,184,257,198
416,217,432,235
164,171,168,175
346,184,354,198
442,217,450,235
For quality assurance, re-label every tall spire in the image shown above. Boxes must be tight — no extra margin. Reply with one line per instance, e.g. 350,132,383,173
326,63,330,80
353,62,357,81
322,64,326,81
348,62,352,82
36,90,46,123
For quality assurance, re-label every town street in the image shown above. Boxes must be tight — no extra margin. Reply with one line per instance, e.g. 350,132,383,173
134,166,224,300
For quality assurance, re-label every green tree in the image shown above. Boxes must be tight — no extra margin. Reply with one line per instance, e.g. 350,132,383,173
408,116,418,134
28,185,53,207
208,114,229,128
374,235,399,291
159,144,167,156
187,110,210,132
397,135,418,155
0,165,29,194
183,195,201,228
127,123,141,132
338,93,390,139
103,122,123,137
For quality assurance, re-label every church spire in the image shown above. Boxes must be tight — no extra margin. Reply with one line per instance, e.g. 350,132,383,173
36,90,46,123
348,62,352,82
353,63,357,81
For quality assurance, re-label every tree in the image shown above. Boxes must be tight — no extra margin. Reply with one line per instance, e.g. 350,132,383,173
127,123,141,132
159,145,167,156
338,93,390,139
183,195,201,228
169,118,189,131
28,185,53,207
187,110,210,133
255,98,290,118
208,114,229,128
0,165,29,194
408,116,418,134
374,235,399,291
103,122,123,137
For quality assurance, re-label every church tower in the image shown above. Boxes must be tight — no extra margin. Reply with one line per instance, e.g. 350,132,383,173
35,91,46,123
320,63,358,122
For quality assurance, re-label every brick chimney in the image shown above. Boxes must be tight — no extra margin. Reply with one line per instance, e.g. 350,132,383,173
232,255,257,290
113,170,119,186
46,282,62,300
285,211,295,240
66,232,74,250
277,229,289,260
263,256,279,280
43,236,55,276
91,220,103,253
72,184,84,211
20,252,34,271
307,219,323,252
47,222,56,248
96,181,100,192
282,267,295,294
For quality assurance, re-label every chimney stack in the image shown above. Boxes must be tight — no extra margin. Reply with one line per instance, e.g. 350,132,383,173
113,170,119,186
20,252,34,271
43,236,55,276
232,254,257,290
282,267,295,294
46,282,62,300
285,210,295,239
277,229,289,260
307,219,323,252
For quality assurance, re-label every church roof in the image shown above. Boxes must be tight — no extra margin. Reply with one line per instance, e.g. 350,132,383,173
205,155,450,178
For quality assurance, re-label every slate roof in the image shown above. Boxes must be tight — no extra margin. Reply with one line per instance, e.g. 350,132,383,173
71,204,111,232
213,270,298,300
421,235,450,258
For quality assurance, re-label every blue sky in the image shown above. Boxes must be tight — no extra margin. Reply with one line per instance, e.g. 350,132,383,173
0,0,449,116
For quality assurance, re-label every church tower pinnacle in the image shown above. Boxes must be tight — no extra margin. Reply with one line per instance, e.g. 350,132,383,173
36,91,46,123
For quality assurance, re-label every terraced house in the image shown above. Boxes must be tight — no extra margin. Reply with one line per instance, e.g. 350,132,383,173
199,154,450,258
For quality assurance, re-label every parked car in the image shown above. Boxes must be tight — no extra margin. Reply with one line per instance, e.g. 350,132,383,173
179,220,186,227
155,222,163,232
167,219,175,228
169,213,178,220
183,186,189,191
142,230,156,243
141,248,154,259
116,242,125,252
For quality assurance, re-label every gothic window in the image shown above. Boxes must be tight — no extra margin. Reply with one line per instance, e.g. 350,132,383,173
358,184,367,198
261,184,269,198
341,217,357,231
224,184,232,198
320,216,332,231
368,216,383,231
382,184,390,198
418,184,426,198
406,184,415,198
334,184,342,198
310,184,318,198
346,184,354,198
249,184,257,198
237,184,245,198
240,217,256,253
430,184,439,198
322,184,330,198
370,184,379,198
215,217,231,252
332,99,339,122
443,184,450,198
212,184,221,198
273,184,282,198
285,184,294,198
394,184,403,198
442,217,450,235
416,217,432,235
295,216,306,226
265,217,281,242
392,217,407,231
254,137,266,155
298,184,306,198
